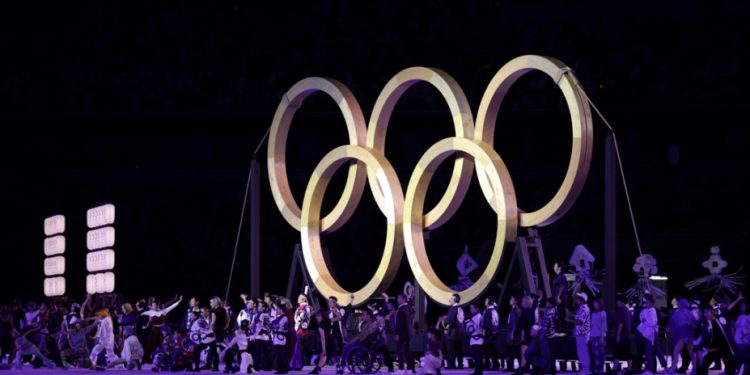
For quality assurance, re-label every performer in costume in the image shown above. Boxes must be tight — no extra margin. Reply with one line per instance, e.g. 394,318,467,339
107,330,144,370
696,307,737,375
395,294,415,373
60,317,97,369
142,295,183,361
442,293,465,370
252,301,273,371
289,294,311,371
89,308,119,368
327,296,345,366
420,328,443,375
221,320,256,374
309,310,334,374
190,307,218,372
13,326,56,369
524,325,552,375
466,302,485,375
271,301,290,374
483,297,502,370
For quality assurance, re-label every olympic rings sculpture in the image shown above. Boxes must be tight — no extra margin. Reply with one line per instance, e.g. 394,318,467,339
268,55,593,306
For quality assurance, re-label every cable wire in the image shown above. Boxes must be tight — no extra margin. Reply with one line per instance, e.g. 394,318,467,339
575,84,644,256
224,126,271,303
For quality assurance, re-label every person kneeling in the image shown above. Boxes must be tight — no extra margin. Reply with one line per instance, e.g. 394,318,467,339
420,328,443,375
220,321,256,374
108,330,144,370
518,325,553,375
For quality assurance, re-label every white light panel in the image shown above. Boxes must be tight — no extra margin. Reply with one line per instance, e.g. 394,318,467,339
86,249,115,272
86,226,115,250
86,272,115,294
44,215,65,236
44,256,66,276
43,235,66,256
44,277,66,297
87,204,115,229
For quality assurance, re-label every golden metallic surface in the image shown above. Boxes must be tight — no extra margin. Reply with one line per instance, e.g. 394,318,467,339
268,77,368,233
300,145,404,305
366,67,474,230
475,55,593,227
403,137,517,305
268,55,594,306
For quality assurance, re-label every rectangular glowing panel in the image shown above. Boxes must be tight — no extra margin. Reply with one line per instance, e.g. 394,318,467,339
86,249,115,272
86,272,115,294
44,277,66,297
87,204,116,229
44,215,65,236
87,226,115,250
44,256,65,276
44,235,66,256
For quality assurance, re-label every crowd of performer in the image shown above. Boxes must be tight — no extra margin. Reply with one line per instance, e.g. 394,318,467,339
0,280,749,375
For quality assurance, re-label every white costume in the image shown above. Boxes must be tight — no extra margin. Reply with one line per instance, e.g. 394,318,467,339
254,312,271,343
108,335,144,369
293,303,311,331
140,300,181,318
121,335,144,364
465,313,484,346
272,315,288,346
222,331,254,374
90,316,119,364
638,306,658,344
190,317,214,344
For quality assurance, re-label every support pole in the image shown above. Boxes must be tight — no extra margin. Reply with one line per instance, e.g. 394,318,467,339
250,158,261,298
517,238,537,295
604,133,617,311
529,228,552,299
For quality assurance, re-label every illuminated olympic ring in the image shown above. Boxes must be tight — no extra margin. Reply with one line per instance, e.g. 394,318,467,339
268,55,593,306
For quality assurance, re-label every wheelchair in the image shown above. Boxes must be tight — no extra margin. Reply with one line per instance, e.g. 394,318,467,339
343,341,385,374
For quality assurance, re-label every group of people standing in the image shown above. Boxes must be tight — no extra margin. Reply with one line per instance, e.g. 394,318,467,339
2,282,749,375
562,291,750,375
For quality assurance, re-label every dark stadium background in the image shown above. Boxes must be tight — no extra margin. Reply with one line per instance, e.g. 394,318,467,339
1,2,748,308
